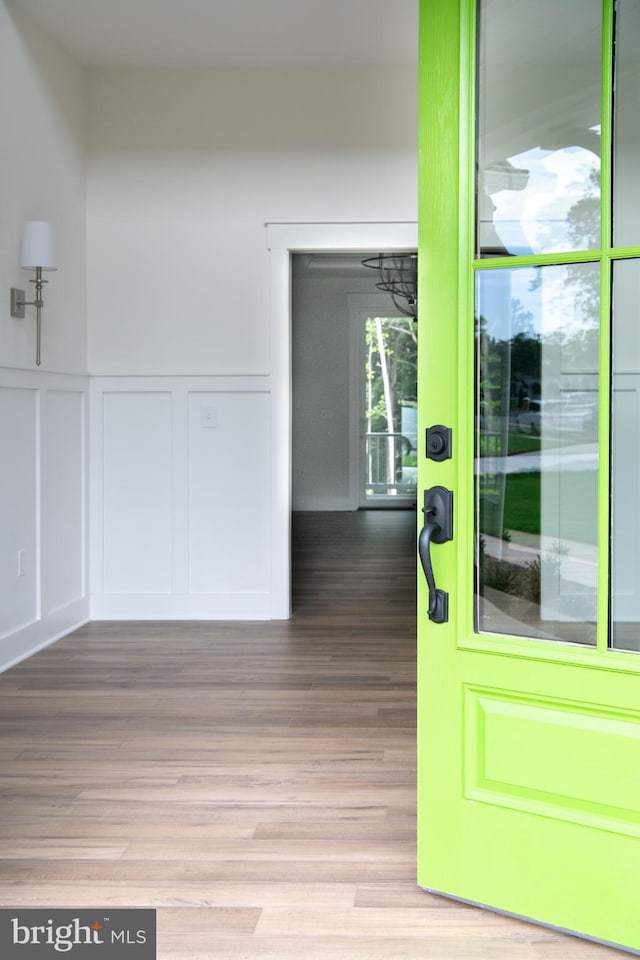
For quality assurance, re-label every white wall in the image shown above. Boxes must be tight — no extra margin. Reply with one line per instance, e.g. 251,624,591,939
87,64,417,617
86,65,417,375
1,0,87,374
0,1,88,670
292,271,356,511
292,266,397,510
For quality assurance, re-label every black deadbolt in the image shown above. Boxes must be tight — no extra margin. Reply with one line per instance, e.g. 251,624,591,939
426,425,452,461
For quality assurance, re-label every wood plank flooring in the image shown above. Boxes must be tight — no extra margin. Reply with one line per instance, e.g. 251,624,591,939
0,510,623,958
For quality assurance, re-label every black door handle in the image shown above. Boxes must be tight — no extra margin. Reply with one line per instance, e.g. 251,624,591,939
419,486,453,623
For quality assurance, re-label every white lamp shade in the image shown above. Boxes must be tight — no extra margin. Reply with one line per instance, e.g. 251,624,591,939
20,220,57,271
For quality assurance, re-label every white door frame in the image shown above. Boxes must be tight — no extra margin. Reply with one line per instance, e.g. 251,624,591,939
266,221,418,618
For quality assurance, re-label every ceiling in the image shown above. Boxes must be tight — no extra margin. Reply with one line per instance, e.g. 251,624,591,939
11,0,418,69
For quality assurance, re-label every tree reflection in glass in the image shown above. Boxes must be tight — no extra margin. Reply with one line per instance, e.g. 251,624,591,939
475,263,599,644
476,0,601,258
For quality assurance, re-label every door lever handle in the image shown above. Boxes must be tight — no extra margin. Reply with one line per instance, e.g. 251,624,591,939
419,486,453,623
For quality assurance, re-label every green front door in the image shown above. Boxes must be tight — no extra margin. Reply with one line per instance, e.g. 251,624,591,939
417,0,640,949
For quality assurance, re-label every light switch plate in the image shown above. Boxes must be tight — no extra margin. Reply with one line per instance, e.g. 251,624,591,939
201,406,217,428
11,288,25,319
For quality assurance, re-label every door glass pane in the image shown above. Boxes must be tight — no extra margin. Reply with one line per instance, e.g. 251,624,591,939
477,0,601,258
611,259,640,651
363,316,417,503
475,263,599,643
613,0,640,247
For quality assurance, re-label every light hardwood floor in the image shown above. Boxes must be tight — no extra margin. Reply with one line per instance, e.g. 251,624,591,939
0,511,623,958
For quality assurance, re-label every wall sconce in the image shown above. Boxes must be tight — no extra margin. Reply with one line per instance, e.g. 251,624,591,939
10,220,57,367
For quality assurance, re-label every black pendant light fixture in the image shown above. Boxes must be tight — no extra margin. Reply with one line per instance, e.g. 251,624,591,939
362,252,417,321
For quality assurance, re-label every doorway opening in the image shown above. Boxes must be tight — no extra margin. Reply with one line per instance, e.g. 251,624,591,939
290,249,417,615
265,220,418,618
291,252,417,513
361,313,417,505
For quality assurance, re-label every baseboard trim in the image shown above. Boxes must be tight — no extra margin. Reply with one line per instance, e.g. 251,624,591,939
89,593,272,621
0,598,90,674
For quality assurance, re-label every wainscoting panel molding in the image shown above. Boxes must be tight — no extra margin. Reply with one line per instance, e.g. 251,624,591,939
102,391,174,596
0,369,89,672
90,377,273,620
